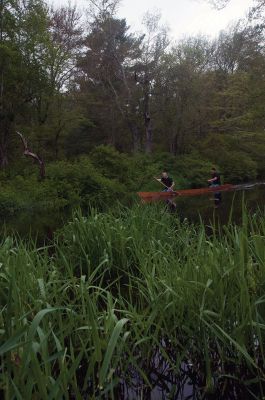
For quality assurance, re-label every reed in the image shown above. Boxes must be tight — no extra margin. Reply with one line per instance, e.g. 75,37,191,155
1,205,265,398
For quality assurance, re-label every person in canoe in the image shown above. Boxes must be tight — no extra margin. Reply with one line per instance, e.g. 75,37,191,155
208,167,221,207
208,167,221,187
155,171,175,192
155,171,176,212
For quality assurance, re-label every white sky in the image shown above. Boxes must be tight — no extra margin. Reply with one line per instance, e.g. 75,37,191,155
50,0,255,39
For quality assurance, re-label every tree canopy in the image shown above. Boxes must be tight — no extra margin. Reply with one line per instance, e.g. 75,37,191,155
0,0,264,172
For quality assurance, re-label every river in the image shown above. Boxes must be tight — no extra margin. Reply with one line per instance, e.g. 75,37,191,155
1,183,265,241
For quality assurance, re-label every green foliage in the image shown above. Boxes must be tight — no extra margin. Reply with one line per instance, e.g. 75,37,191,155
151,152,178,173
199,133,260,183
0,0,264,172
0,156,134,215
0,175,61,214
235,132,265,177
47,157,130,208
129,153,164,190
1,206,265,398
0,137,263,216
90,145,134,185
0,186,20,215
175,153,214,187
218,151,257,182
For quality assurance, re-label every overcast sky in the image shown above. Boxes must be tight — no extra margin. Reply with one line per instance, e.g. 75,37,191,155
50,0,255,39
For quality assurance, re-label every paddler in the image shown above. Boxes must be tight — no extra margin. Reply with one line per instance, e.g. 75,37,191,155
208,167,221,187
208,167,221,207
155,171,175,192
155,171,176,212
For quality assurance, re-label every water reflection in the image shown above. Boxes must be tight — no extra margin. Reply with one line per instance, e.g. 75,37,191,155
116,348,262,400
175,184,265,226
0,208,70,244
1,184,265,241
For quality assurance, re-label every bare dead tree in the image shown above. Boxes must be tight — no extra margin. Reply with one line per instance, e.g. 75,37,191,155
135,71,152,153
87,0,120,22
17,131,45,179
134,11,169,153
206,0,265,13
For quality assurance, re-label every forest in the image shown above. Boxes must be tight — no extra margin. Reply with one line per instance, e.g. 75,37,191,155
2,1,265,399
0,0,265,213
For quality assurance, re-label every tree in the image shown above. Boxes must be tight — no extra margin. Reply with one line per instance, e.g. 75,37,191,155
207,0,230,9
206,0,265,19
154,36,213,154
135,10,169,153
209,23,265,133
206,0,264,11
0,0,51,166
41,4,84,158
78,1,143,152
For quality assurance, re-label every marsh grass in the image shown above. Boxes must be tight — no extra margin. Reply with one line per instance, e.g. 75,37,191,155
1,204,265,399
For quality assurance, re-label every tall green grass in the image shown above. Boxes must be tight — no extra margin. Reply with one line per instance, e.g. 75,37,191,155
1,205,265,399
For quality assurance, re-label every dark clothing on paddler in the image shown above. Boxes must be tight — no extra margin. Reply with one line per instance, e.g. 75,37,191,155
211,172,221,185
161,176,173,188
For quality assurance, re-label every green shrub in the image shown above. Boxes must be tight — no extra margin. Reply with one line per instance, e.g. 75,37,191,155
198,133,258,183
151,152,177,173
175,154,213,188
90,145,134,185
216,151,257,183
0,135,263,217
0,187,20,214
47,157,130,208
235,132,265,178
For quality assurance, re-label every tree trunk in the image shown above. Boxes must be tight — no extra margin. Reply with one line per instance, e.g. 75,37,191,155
109,106,116,146
145,112,152,154
143,77,153,154
171,124,184,156
170,137,176,155
0,117,12,167
55,125,64,159
55,132,60,159
0,1,10,168
128,120,141,153
0,142,8,167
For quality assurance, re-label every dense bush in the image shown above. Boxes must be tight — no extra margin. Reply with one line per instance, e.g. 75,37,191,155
199,133,261,183
174,153,214,188
48,157,131,206
236,132,265,178
0,135,264,215
90,145,134,184
218,151,257,183
0,176,61,215
0,156,133,215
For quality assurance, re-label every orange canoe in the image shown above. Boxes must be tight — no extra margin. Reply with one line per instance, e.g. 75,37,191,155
138,184,235,202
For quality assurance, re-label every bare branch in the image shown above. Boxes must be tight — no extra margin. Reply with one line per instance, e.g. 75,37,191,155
17,131,45,179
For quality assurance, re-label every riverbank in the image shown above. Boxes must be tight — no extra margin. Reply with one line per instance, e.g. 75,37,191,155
1,143,265,217
1,205,265,399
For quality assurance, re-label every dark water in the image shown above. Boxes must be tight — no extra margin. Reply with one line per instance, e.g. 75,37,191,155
175,182,265,225
0,208,70,243
1,183,265,241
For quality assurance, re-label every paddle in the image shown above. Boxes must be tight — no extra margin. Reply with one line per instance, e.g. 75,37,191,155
153,177,176,192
